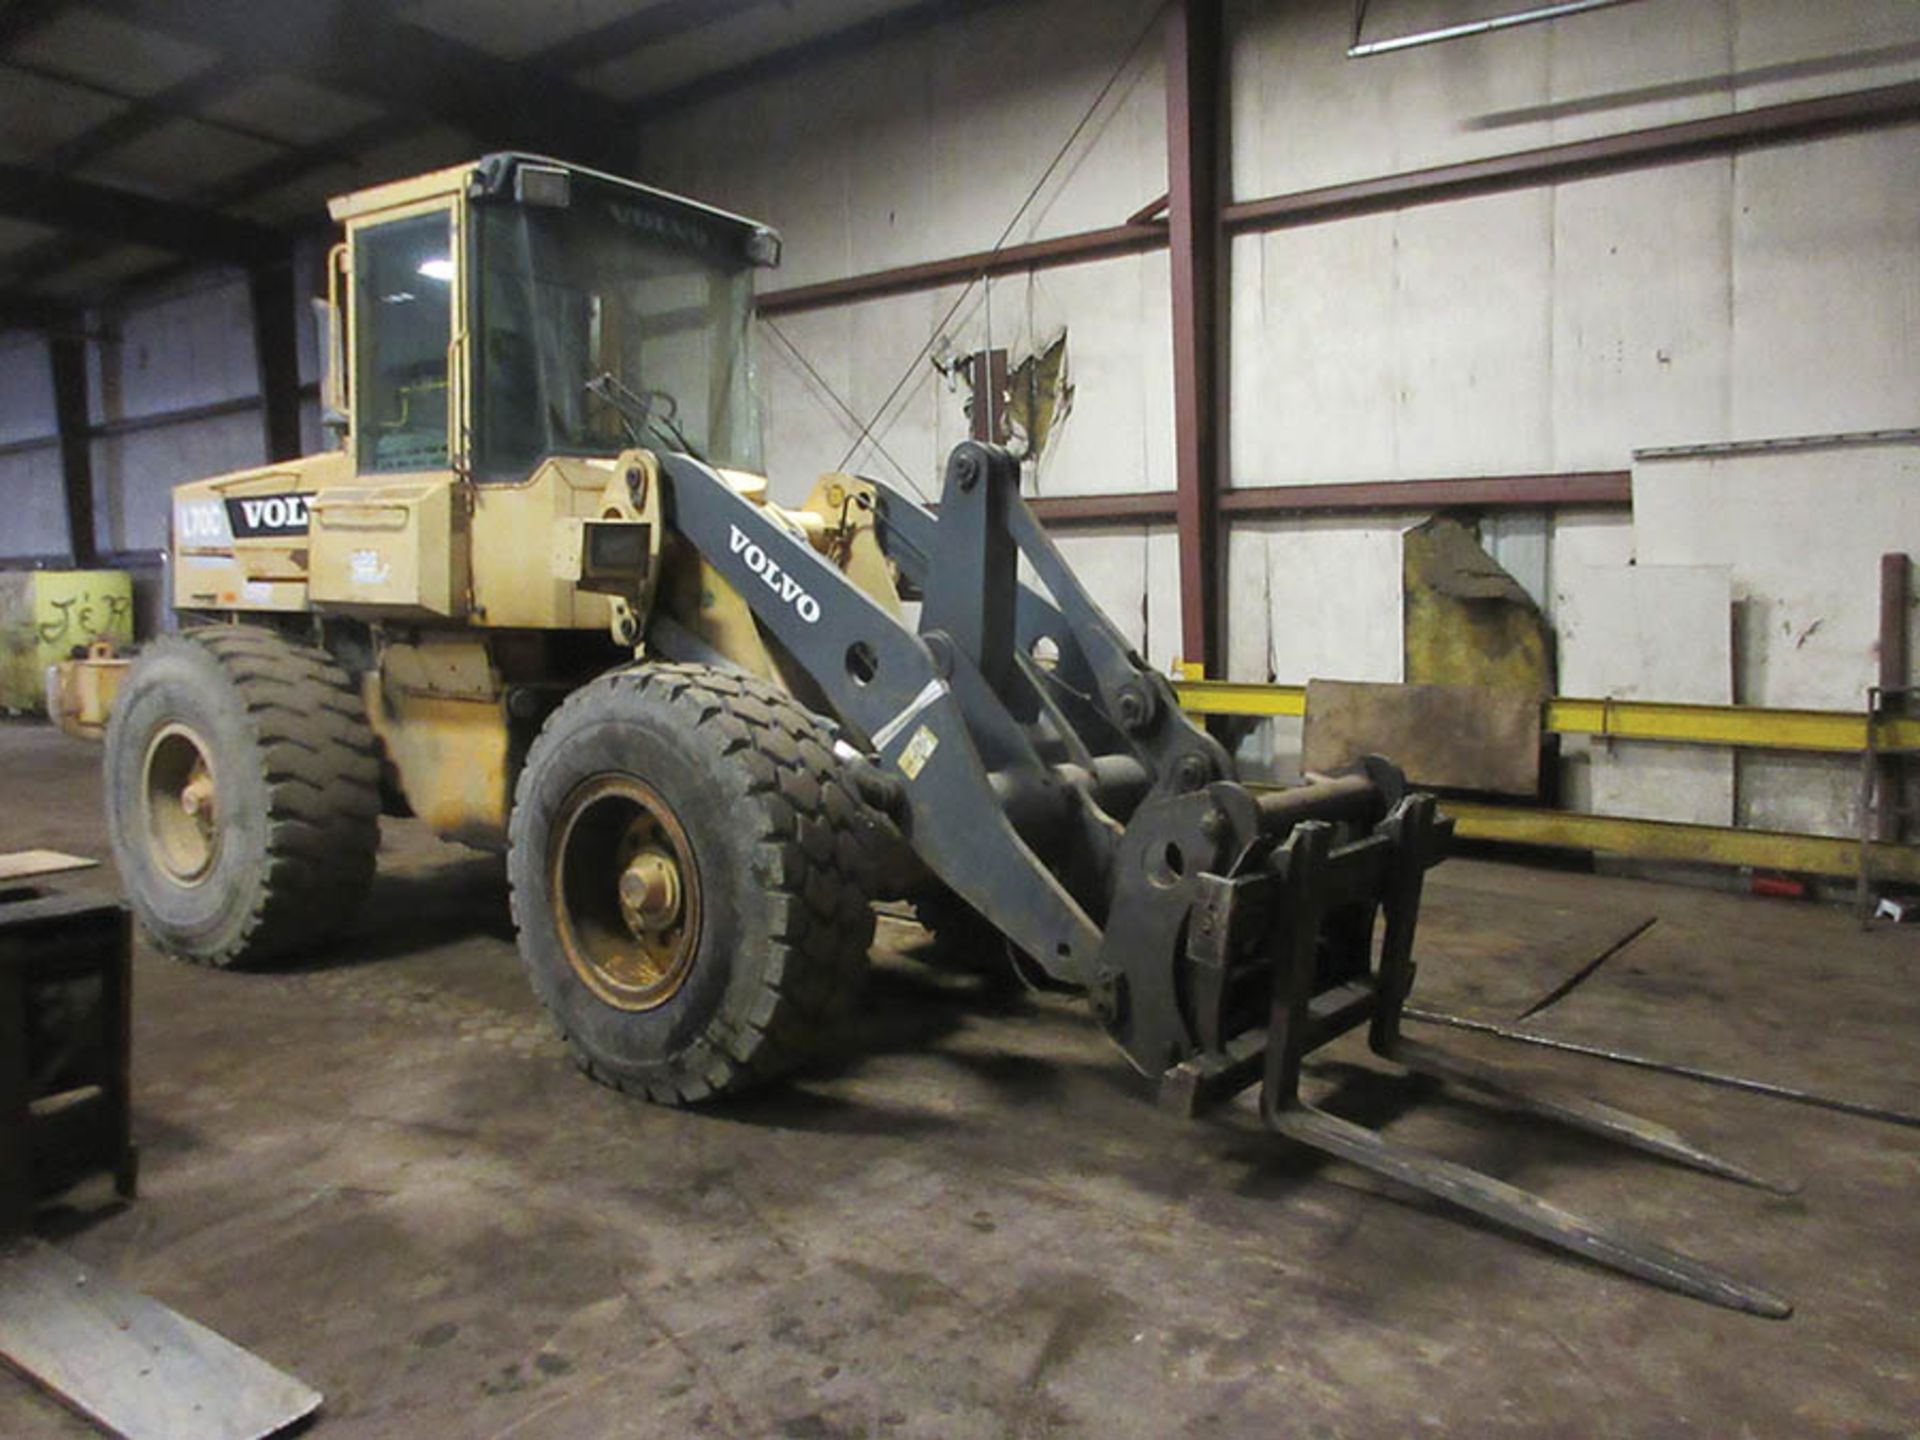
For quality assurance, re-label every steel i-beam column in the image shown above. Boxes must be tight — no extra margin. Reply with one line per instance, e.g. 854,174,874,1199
1166,0,1226,675
249,259,303,462
48,330,96,567
1878,551,1911,842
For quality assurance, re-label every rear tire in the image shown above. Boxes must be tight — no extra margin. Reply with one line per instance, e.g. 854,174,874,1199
103,624,381,966
508,663,874,1104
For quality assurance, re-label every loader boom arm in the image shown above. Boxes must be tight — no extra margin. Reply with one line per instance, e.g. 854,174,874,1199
655,439,1795,1318
657,444,1110,988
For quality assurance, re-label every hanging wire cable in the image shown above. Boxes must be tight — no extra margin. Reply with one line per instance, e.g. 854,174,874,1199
761,316,925,495
831,0,1171,475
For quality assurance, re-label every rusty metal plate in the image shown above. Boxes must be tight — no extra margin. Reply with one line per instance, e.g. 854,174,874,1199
1303,679,1541,795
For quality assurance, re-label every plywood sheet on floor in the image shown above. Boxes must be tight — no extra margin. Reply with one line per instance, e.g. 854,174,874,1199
0,1238,320,1440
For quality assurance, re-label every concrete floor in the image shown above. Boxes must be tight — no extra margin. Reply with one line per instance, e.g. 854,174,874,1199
3,718,1918,1438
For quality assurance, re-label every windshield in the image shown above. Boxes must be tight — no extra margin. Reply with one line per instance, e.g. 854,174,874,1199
471,184,761,480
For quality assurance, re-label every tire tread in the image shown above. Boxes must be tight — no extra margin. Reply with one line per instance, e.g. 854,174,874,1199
509,662,874,1104
164,624,378,965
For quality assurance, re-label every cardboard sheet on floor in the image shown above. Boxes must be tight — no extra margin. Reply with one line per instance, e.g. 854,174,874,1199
0,851,96,882
0,1239,320,1440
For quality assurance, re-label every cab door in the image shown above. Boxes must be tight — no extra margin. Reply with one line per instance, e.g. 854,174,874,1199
310,200,470,619
351,204,462,474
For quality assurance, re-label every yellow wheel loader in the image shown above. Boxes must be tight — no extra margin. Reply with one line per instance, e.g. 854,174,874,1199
94,154,1790,1314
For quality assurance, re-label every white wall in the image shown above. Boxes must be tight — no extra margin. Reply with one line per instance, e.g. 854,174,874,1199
636,0,1920,829
636,0,1169,287
1228,0,1920,485
635,0,1173,514
0,0,1910,834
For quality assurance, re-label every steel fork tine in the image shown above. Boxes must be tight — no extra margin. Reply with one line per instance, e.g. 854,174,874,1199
1381,1035,1799,1195
1263,1098,1794,1319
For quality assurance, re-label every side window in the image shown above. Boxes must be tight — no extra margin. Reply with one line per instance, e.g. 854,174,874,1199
354,212,454,473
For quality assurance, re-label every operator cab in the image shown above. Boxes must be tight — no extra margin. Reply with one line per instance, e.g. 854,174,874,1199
327,152,782,483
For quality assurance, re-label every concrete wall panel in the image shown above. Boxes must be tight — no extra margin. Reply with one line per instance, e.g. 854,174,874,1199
1046,523,1181,675
1228,216,1399,485
1536,0,1738,143
1017,251,1174,497
1732,0,1920,109
1549,509,1637,576
1229,0,1920,198
761,250,1172,507
1730,128,1920,439
1550,159,1734,464
1392,189,1555,476
1232,129,1916,487
1144,524,1182,673
1224,515,1409,685
1055,527,1149,659
760,283,968,506
1557,562,1735,825
639,0,1167,292
1229,0,1554,198
1633,443,1920,710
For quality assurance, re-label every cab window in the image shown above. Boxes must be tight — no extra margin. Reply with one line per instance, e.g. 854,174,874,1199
354,211,454,473
471,187,760,482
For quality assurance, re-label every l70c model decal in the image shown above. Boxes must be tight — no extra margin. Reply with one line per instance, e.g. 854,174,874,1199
174,499,232,547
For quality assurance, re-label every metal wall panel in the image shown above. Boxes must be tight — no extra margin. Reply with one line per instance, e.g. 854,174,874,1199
0,449,67,558
91,409,262,554
636,0,1169,292
88,278,258,423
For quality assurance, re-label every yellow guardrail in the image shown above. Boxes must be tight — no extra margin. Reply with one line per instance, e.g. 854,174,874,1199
1172,679,1307,718
1442,802,1910,883
1181,676,1910,877
1543,697,1920,753
1173,680,1920,754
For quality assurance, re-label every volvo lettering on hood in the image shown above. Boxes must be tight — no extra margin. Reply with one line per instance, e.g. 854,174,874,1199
224,493,311,538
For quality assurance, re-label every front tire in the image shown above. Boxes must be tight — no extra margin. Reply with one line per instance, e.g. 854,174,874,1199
103,625,380,966
508,663,874,1104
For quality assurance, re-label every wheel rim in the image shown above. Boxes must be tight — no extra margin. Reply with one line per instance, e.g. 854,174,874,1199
142,722,220,885
549,773,702,1012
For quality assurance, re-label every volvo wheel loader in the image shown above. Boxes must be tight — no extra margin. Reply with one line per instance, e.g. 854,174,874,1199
99,154,1791,1315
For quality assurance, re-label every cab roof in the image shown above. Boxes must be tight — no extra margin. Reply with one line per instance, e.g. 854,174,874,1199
326,152,781,267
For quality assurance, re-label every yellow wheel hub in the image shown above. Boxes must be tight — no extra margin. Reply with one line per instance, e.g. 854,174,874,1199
550,775,701,1012
142,722,219,885
618,848,684,934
